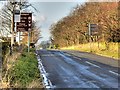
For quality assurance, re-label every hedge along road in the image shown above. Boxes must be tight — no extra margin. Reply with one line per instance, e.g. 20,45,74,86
37,49,119,88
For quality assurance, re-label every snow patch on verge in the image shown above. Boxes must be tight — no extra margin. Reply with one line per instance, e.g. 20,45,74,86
35,50,53,89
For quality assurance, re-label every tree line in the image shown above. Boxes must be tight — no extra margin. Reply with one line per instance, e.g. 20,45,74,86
50,2,120,48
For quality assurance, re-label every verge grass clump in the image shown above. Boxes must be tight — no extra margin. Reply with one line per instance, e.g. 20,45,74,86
8,48,42,88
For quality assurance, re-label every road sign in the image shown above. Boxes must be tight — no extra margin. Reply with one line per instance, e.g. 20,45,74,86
14,5,20,22
90,24,97,28
89,24,99,36
16,13,32,32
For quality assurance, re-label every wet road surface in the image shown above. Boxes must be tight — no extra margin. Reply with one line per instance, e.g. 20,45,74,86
37,49,119,89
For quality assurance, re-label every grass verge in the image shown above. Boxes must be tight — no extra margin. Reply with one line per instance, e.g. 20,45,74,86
7,48,43,88
61,42,119,59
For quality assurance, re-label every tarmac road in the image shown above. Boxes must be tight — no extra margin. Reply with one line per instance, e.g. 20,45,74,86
37,49,119,89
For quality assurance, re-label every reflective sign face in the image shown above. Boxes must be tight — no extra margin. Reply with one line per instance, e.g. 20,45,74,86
16,13,32,32
14,15,20,22
90,24,97,28
90,24,99,36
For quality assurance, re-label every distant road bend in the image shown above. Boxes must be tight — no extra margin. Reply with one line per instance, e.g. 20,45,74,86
37,49,119,88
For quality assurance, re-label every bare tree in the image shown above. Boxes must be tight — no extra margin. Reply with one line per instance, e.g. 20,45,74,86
0,0,39,41
50,2,119,48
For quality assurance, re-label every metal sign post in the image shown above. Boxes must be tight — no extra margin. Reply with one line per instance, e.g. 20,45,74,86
10,3,21,55
16,13,32,53
18,32,20,45
28,32,30,52
88,23,92,52
88,23,98,52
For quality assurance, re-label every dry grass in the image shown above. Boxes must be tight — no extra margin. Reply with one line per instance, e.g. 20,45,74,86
1,52,21,88
27,79,43,88
61,42,119,59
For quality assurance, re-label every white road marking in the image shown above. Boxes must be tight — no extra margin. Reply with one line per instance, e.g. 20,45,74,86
37,55,53,88
41,54,54,57
64,53,71,56
74,57,82,60
109,70,119,76
86,61,100,68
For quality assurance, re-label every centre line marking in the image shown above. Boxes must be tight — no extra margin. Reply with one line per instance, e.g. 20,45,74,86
86,61,100,68
74,57,82,60
109,70,119,76
64,53,71,56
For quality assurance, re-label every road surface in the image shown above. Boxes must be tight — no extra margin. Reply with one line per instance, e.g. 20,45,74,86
37,49,119,89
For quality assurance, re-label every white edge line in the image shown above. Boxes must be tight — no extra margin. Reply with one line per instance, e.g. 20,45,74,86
86,61,100,68
36,55,53,88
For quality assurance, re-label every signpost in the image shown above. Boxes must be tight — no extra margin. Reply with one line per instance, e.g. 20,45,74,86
89,24,98,36
16,13,32,32
14,5,20,23
88,23,99,52
16,13,32,52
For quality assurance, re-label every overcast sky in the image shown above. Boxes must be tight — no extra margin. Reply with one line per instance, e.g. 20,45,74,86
30,2,85,44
